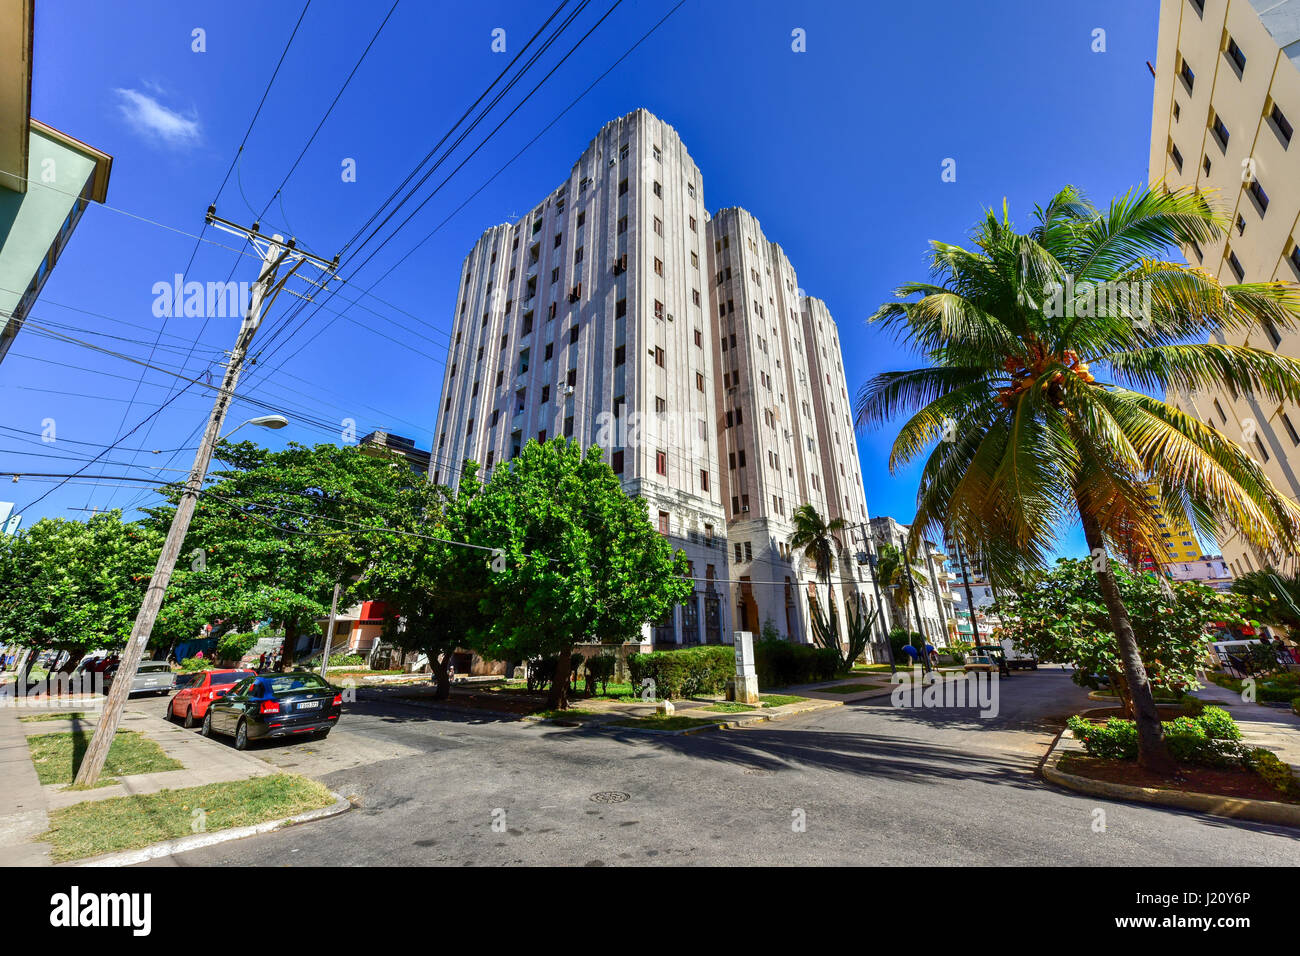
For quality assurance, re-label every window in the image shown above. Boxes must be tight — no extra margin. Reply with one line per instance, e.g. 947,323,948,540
694,329,702,347
566,368,577,387
1178,56,1194,92
656,450,667,475
1249,178,1269,215
1225,37,1246,75
653,181,662,197
1227,250,1245,281
1202,154,1212,176
1190,0,1204,15
564,416,574,437
692,289,701,306
1281,412,1300,446
653,217,663,236
1291,244,1300,278
655,396,666,414
574,246,583,264
1264,318,1283,348
744,541,753,562
577,210,585,227
541,385,551,403
1269,103,1293,146
569,325,579,345
1237,214,1246,236
544,342,554,360
614,345,626,366
616,298,627,318
689,216,697,232
617,215,627,234
1255,435,1271,462
1170,142,1183,171
654,257,664,276
696,372,704,391
618,178,628,196
654,346,665,367
700,470,709,492
612,449,624,473
654,299,665,320
1213,398,1227,424
554,233,562,248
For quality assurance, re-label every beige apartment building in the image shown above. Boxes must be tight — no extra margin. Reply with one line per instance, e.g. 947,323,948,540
1149,0,1300,577
432,109,877,648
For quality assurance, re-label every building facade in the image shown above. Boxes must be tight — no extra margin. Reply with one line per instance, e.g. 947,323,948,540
0,0,112,366
431,109,875,648
1149,0,1300,577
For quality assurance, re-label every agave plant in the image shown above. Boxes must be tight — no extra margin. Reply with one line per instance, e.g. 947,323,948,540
856,185,1300,771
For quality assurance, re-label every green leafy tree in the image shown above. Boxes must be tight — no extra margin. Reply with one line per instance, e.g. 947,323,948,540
356,469,493,700
994,558,1247,712
468,438,693,709
0,512,157,673
143,441,412,668
856,185,1300,771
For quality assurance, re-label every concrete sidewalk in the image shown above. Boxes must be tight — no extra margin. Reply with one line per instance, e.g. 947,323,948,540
1,698,273,865
0,706,52,865
1192,682,1300,769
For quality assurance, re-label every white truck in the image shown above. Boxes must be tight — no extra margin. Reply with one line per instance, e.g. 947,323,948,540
998,637,1038,670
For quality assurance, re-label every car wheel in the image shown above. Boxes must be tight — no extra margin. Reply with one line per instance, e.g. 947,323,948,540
234,720,249,751
183,707,195,729
201,711,213,738
164,699,174,722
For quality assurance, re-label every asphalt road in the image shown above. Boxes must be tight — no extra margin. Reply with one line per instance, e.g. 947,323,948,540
140,668,1300,866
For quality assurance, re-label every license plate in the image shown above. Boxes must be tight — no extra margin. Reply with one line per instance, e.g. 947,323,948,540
298,700,321,710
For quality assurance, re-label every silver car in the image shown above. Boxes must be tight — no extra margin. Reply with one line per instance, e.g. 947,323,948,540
105,660,175,696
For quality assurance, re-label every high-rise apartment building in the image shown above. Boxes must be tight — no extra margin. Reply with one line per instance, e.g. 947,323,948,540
432,110,876,648
1149,0,1300,577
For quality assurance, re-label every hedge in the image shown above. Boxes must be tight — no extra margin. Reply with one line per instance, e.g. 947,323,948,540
754,638,841,689
627,646,734,699
1067,706,1244,766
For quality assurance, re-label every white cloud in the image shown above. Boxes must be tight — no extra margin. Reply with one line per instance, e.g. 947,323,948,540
113,87,200,147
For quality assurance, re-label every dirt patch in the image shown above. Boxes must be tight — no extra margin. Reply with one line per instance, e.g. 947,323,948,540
1057,754,1298,805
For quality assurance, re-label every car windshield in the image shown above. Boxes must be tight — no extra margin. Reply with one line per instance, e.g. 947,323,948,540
265,674,331,695
139,663,171,673
211,671,251,686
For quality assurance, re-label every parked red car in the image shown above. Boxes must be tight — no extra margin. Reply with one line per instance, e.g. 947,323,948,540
166,669,255,728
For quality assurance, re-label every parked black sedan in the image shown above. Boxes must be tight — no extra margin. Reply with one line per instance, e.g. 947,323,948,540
201,671,341,750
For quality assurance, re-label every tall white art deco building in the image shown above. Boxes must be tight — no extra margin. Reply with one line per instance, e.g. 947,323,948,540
432,109,877,647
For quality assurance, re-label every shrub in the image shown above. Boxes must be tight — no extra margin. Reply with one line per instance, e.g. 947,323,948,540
328,653,365,667
216,631,257,663
1245,748,1297,796
584,653,616,696
627,646,734,699
177,656,210,673
526,656,556,692
1068,706,1246,766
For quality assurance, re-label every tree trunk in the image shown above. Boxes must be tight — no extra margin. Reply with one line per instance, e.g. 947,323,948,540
281,621,297,672
1078,508,1175,774
432,651,452,701
546,648,574,710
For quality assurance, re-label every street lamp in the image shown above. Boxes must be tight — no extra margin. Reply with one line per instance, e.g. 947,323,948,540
220,414,289,441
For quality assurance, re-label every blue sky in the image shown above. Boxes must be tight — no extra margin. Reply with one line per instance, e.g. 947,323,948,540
3,0,1164,560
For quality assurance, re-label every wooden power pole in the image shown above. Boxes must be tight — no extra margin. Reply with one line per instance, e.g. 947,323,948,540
74,212,336,787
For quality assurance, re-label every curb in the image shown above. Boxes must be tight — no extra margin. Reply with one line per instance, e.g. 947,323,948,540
600,698,844,736
1040,731,1300,829
61,791,352,868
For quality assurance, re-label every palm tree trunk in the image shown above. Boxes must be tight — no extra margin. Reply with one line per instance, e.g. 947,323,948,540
1078,508,1175,774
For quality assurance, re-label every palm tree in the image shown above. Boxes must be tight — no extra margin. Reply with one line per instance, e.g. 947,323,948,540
874,541,930,651
856,185,1300,772
788,504,847,628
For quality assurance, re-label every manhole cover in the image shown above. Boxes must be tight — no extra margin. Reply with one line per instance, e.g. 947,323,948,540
589,791,630,803
743,768,774,776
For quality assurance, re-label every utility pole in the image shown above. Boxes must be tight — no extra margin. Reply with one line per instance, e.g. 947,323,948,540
319,581,342,682
75,212,336,787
